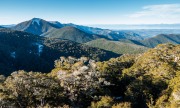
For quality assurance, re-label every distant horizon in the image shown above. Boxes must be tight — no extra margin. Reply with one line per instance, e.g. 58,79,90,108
1,17,180,30
1,17,180,25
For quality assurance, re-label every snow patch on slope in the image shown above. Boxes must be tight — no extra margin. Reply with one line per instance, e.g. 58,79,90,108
11,52,16,58
32,18,41,26
38,44,43,53
33,43,44,56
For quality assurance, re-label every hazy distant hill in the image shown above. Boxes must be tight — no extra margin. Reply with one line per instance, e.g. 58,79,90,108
65,24,180,39
139,34,180,47
121,29,180,38
42,26,110,43
85,39,148,54
0,24,15,28
0,26,4,28
64,23,144,40
88,24,180,29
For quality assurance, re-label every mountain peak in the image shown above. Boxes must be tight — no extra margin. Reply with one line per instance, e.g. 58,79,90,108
12,18,63,36
31,18,42,20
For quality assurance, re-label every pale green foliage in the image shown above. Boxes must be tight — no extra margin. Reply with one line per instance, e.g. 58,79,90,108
96,54,136,73
153,71,180,108
91,96,113,108
85,39,148,54
112,102,131,108
51,57,112,107
122,44,180,107
123,44,180,80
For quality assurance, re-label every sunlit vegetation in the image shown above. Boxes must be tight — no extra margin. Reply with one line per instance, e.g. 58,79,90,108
0,44,179,108
85,39,148,54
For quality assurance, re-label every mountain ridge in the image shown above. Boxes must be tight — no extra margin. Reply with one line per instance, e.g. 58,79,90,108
138,34,180,47
12,18,62,35
11,18,145,41
43,26,110,43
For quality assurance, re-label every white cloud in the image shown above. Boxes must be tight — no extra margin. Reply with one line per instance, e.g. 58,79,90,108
130,4,180,18
128,4,180,24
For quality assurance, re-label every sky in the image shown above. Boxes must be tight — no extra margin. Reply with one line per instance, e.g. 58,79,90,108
0,0,180,25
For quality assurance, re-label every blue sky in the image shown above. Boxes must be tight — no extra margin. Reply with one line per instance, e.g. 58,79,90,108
0,0,180,24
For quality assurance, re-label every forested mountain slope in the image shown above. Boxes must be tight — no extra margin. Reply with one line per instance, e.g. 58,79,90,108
0,29,120,75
